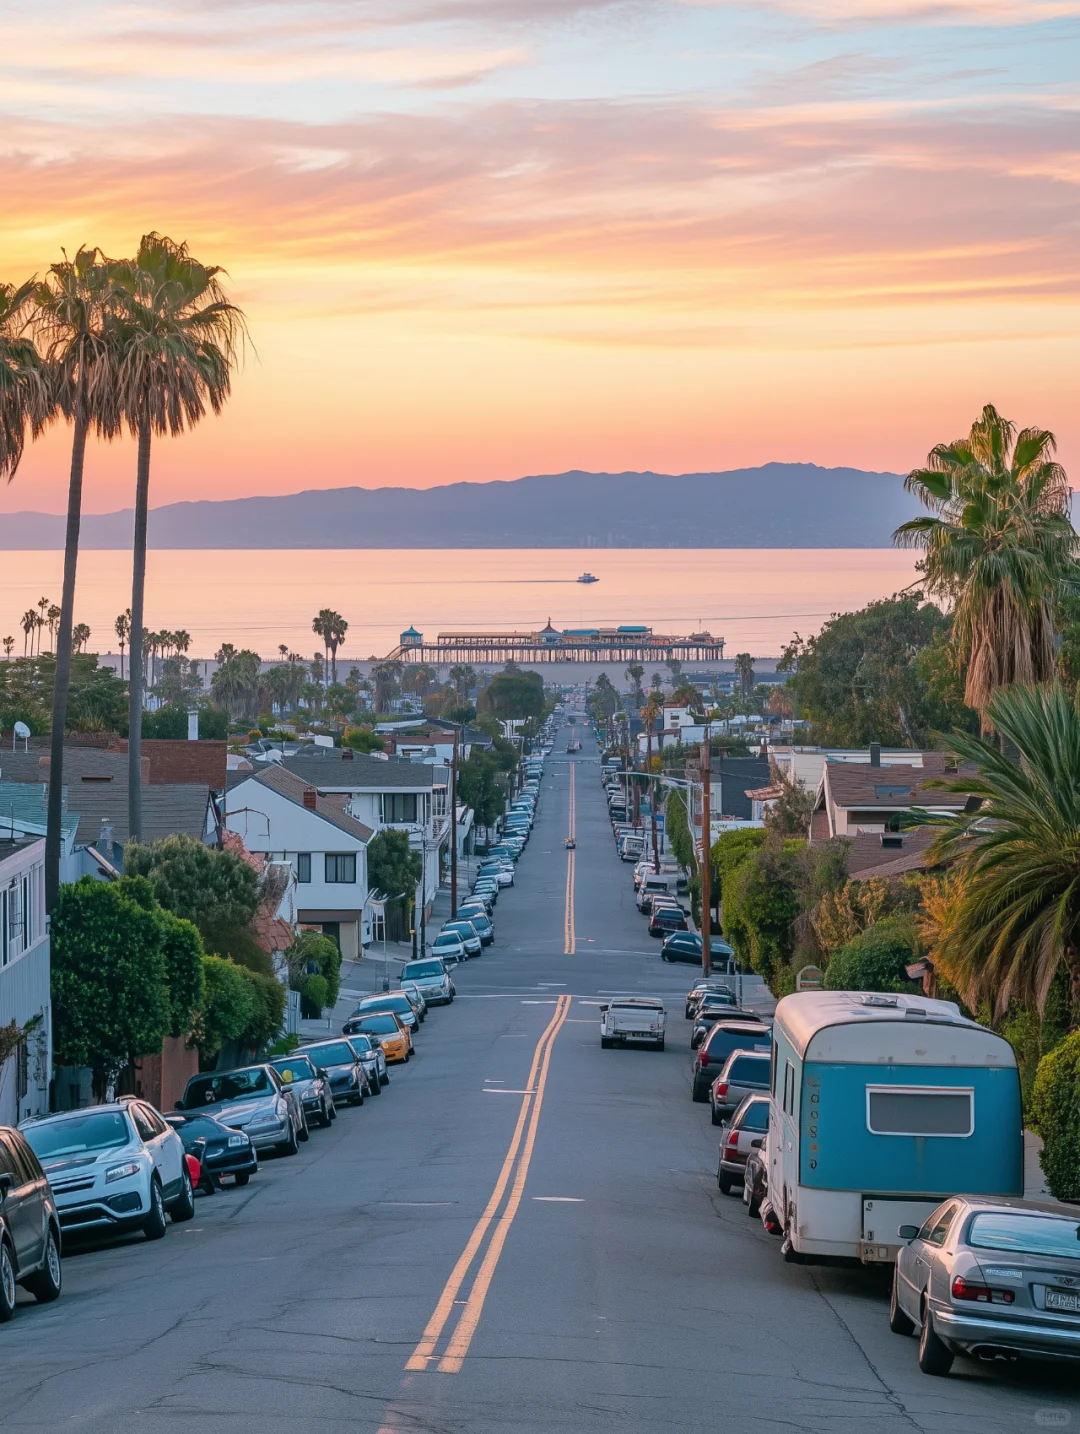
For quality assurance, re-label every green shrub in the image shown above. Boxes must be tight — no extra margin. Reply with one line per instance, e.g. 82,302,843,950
284,932,341,1013
823,917,919,994
1030,1032,1080,1201
297,974,329,1017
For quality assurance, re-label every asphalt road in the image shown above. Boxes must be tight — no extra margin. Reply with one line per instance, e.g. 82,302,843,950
4,722,1080,1434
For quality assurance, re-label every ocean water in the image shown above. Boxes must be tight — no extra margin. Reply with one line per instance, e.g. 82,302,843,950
0,548,919,661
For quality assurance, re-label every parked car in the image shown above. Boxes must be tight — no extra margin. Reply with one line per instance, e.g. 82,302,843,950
481,865,514,887
742,1132,769,1218
441,920,483,957
21,1101,194,1241
298,1038,372,1106
0,1125,63,1319
268,1052,336,1127
472,881,499,904
689,995,744,1045
684,980,736,1019
663,934,736,967
716,1093,770,1194
432,930,466,964
891,1198,1080,1376
691,1020,773,1101
649,906,689,938
709,1050,772,1123
456,909,494,945
176,1066,307,1155
163,1112,259,1188
398,981,429,1020
599,998,666,1050
458,895,494,921
350,992,420,1034
400,957,455,1006
343,1032,388,1091
342,1012,413,1063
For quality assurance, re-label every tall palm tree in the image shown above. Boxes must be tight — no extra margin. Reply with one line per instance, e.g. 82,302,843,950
114,610,130,678
34,246,122,906
312,609,348,685
894,404,1077,725
20,610,35,657
625,662,644,706
733,652,756,698
0,279,48,480
110,233,246,840
918,682,1080,1015
2,637,13,660
72,623,91,654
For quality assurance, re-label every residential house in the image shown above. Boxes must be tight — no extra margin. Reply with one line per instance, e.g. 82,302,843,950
0,833,51,1125
224,765,373,960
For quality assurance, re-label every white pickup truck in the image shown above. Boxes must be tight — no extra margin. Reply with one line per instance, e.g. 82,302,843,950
599,998,666,1051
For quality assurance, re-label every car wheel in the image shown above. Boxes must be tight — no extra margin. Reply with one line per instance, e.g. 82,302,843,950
0,1240,16,1322
656,1039,665,1051
24,1226,62,1303
747,1193,761,1219
171,1164,196,1223
917,1304,953,1375
368,1074,383,1095
889,1271,915,1336
380,1072,390,1086
691,1085,707,1103
717,1171,734,1195
298,1114,311,1143
233,1171,251,1187
143,1177,168,1240
277,1123,300,1157
710,1107,722,1126
600,1037,612,1049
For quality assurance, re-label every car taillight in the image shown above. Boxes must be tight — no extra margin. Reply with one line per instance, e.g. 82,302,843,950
698,1051,709,1066
951,1276,1014,1305
715,1082,728,1100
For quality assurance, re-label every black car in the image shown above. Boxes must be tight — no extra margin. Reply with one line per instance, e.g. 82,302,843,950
649,907,689,938
164,1113,259,1189
691,1019,773,1101
299,1039,371,1106
684,980,737,1019
0,1126,63,1320
690,999,755,1048
662,933,737,967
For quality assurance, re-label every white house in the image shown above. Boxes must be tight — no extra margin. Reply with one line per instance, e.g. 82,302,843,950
224,765,373,962
0,834,51,1126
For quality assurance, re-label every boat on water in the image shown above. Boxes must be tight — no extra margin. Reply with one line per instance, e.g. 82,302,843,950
576,572,599,584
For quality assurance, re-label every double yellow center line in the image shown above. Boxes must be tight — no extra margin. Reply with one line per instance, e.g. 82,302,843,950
405,994,572,1374
564,762,576,954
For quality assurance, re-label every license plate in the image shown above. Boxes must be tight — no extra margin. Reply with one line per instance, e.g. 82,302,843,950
1045,1288,1080,1313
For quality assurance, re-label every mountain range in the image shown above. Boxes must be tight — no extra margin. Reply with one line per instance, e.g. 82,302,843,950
0,463,925,549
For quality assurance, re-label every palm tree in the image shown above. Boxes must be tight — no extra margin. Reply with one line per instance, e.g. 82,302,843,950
312,609,347,685
34,246,123,906
114,610,130,678
918,682,1080,1015
733,653,756,698
372,661,403,713
72,623,91,654
0,279,48,481
625,662,644,706
20,610,35,657
894,404,1077,725
449,664,476,701
47,604,61,652
2,637,13,660
110,233,246,842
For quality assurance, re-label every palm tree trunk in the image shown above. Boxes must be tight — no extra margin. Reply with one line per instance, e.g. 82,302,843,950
128,416,152,845
45,404,89,910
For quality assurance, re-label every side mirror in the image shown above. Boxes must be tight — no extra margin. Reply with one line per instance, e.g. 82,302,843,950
0,1173,12,1199
898,1225,919,1241
318,1069,329,1079
174,1099,185,1110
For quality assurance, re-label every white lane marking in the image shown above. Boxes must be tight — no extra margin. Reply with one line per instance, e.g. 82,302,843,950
379,1202,456,1207
532,1197,585,1202
483,1088,537,1094
520,1000,558,1005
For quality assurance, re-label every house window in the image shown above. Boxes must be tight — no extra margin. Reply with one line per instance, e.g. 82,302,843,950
325,853,356,884
432,788,448,818
295,853,311,884
866,1087,974,1138
382,793,418,824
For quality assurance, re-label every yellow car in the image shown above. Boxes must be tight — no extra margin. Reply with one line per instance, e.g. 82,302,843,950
343,1012,413,1064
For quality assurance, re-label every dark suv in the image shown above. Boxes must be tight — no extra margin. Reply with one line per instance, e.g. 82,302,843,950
690,1019,772,1101
0,1126,63,1321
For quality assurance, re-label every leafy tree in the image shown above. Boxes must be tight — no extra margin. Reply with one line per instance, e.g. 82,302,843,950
916,681,1080,1015
124,833,260,944
51,878,170,1097
284,931,342,1017
823,916,919,993
778,594,969,747
158,912,207,1038
371,660,403,713
1030,1032,1080,1201
733,653,756,698
197,955,257,1064
665,789,695,874
211,646,261,721
721,838,802,985
367,829,423,899
457,750,504,829
343,724,385,753
477,670,544,722
895,403,1078,724
764,770,814,836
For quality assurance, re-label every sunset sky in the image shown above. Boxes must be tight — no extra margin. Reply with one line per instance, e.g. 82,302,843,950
1,0,1077,515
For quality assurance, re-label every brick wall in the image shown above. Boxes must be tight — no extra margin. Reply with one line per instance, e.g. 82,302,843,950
115,739,227,789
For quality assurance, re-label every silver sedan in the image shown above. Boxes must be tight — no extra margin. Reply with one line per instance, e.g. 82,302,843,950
891,1196,1080,1375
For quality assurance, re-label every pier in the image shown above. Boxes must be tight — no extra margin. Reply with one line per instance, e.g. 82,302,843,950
384,621,725,665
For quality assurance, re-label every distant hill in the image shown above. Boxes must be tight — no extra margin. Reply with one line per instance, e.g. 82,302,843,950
0,463,925,548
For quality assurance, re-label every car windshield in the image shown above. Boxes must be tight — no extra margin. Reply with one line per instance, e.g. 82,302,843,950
434,934,461,947
184,1069,273,1106
736,1100,770,1132
352,1014,401,1035
23,1110,131,1159
359,997,410,1014
270,1056,317,1083
699,994,736,1008
968,1213,1080,1258
345,1035,374,1054
445,923,475,936
403,961,443,979
728,1055,771,1083
304,1042,357,1066
167,1114,227,1139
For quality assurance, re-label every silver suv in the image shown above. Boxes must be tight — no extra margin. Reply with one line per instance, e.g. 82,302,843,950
21,1101,194,1241
399,957,455,1006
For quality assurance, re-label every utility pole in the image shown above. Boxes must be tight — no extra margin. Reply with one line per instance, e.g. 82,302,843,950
450,727,459,919
700,731,712,978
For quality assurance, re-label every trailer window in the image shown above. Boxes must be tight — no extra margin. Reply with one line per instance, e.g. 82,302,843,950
866,1087,973,1137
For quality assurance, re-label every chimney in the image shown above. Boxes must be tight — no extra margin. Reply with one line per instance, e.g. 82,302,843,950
187,707,199,741
302,787,318,811
869,742,881,768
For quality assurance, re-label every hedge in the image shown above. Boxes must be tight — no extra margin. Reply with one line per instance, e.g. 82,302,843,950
1031,1031,1080,1202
